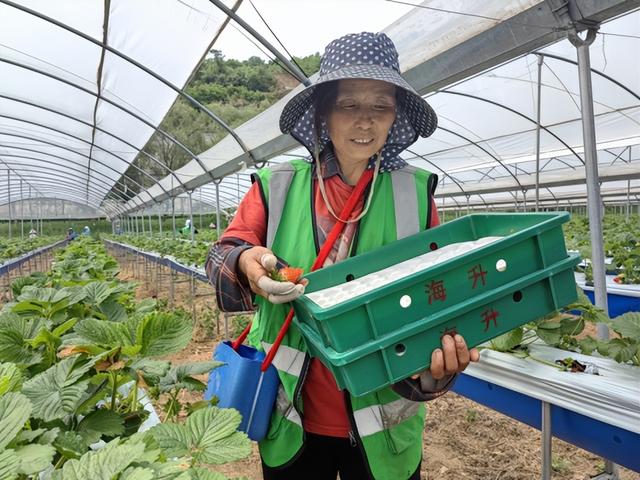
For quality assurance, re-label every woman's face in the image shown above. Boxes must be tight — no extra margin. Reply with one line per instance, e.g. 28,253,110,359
326,79,396,168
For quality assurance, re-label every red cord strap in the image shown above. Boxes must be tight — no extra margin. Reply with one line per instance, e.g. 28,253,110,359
232,168,375,371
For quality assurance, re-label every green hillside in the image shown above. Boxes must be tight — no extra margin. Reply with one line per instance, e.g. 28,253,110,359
120,51,320,199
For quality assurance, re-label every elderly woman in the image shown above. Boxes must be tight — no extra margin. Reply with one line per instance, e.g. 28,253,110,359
207,32,479,480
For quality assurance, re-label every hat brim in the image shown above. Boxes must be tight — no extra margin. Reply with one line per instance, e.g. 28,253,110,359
279,64,437,138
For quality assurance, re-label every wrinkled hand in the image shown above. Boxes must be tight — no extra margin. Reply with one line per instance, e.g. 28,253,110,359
238,246,307,304
413,334,480,380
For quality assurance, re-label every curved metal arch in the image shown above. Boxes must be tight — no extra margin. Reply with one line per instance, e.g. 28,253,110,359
1,0,256,172
0,93,189,195
0,158,46,202
0,184,121,216
544,186,558,202
195,179,254,199
0,185,117,217
0,118,172,199
190,176,255,201
0,172,115,204
175,189,239,211
405,147,478,207
474,192,490,209
0,57,215,193
436,90,585,166
0,139,132,190
0,195,113,217
535,51,640,102
0,156,139,208
436,126,525,192
0,141,151,208
204,180,261,205
0,163,129,208
185,192,241,212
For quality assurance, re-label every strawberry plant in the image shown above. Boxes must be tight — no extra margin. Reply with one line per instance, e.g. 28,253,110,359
0,236,60,265
109,235,211,269
0,237,251,478
487,288,640,367
564,214,640,284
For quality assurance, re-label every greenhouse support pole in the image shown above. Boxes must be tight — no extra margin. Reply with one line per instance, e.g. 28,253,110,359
627,178,631,221
627,148,632,221
541,401,552,480
199,189,203,232
28,186,33,228
215,181,221,240
148,213,153,236
158,213,162,235
569,28,609,337
141,212,146,236
7,169,11,239
171,196,176,240
188,191,194,244
535,55,543,212
20,179,24,240
570,26,618,479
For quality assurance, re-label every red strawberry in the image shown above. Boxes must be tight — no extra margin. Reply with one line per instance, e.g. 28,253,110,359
275,267,304,283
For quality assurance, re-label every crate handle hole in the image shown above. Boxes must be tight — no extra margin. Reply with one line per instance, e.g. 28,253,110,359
496,259,507,272
513,291,523,302
429,242,438,251
346,274,355,282
399,295,412,308
395,343,406,356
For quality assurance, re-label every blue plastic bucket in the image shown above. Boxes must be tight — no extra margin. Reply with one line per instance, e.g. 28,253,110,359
205,341,280,441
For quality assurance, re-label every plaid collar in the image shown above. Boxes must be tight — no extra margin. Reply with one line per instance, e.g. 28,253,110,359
312,144,408,181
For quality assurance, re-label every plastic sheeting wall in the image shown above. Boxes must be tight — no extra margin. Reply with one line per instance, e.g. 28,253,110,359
0,0,234,215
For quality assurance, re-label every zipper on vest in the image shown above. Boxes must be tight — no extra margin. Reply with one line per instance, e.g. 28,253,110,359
271,354,311,470
310,178,321,255
343,391,375,479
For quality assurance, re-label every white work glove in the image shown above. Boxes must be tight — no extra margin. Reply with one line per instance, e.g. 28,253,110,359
238,247,306,304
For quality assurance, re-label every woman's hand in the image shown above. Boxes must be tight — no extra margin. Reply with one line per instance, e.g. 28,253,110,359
238,246,306,304
414,334,480,380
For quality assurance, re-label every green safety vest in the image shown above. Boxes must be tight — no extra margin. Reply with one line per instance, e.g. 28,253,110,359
249,159,437,480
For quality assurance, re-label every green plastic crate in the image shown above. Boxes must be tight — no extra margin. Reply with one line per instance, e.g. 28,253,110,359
292,213,581,397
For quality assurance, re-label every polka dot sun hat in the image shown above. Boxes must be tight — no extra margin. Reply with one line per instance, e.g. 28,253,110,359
279,32,438,172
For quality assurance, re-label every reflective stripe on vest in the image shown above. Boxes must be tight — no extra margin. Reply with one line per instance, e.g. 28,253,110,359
261,341,306,378
265,164,421,248
266,163,296,249
353,398,422,437
391,168,420,239
274,384,303,427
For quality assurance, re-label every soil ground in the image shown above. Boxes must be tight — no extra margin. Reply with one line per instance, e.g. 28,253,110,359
98,252,640,479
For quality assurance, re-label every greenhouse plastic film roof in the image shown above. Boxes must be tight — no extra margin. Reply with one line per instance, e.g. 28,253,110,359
1,1,639,217
125,0,640,216
0,0,235,217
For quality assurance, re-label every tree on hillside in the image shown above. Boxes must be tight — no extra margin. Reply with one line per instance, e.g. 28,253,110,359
117,52,322,198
